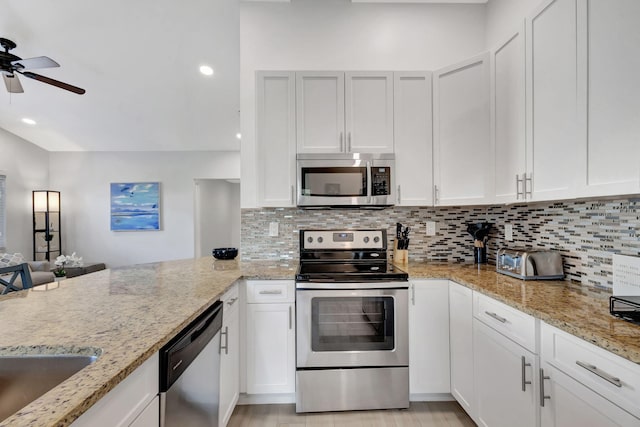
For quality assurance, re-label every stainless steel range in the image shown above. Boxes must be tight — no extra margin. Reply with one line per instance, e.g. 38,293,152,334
295,229,409,413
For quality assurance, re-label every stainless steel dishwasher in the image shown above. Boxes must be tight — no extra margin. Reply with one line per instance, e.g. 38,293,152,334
160,300,223,427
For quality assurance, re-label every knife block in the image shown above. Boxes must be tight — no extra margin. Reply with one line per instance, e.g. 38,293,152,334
393,240,408,265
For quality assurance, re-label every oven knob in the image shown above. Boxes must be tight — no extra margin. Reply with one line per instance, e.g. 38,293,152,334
307,237,313,243
363,236,370,243
318,237,324,243
373,236,380,243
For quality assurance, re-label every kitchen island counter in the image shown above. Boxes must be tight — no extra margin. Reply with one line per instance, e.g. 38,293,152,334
402,261,640,365
0,258,296,427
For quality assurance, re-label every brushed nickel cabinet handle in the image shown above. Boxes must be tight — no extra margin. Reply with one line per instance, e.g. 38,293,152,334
576,361,622,387
521,356,532,391
516,174,524,200
540,368,551,407
434,185,439,205
289,305,293,330
348,132,352,152
340,132,344,152
485,311,507,323
411,283,415,306
220,326,229,355
226,297,238,306
291,185,295,205
525,173,533,198
259,289,283,295
397,185,401,204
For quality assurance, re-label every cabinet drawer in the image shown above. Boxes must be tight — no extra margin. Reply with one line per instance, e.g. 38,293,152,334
541,322,640,419
247,280,295,303
221,282,240,317
473,292,537,353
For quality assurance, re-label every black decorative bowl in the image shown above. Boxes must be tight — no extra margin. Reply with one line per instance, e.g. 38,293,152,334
212,247,238,260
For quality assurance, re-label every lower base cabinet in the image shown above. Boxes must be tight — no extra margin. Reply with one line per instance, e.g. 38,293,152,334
449,281,475,416
473,319,538,427
409,280,451,397
129,395,159,427
245,281,296,395
540,362,639,427
219,284,240,427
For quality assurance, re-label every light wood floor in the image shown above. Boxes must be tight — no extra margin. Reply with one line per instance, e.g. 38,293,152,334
227,402,476,427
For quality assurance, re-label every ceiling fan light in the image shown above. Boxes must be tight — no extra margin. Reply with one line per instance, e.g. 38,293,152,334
22,117,36,125
199,65,214,76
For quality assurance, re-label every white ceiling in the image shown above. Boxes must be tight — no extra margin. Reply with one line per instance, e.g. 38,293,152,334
0,0,240,152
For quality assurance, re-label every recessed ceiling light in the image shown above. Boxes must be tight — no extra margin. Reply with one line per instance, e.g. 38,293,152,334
22,118,36,125
236,133,242,140
199,65,214,76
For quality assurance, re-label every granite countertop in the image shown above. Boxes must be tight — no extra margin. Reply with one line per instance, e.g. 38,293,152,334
0,258,296,427
400,261,640,365
1,257,638,426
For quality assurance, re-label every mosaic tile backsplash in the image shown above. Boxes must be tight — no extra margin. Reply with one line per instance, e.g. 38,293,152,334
241,197,640,290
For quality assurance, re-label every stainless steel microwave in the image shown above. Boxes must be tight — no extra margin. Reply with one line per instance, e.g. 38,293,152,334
296,153,395,208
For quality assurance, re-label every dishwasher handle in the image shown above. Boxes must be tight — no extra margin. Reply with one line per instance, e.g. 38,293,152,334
160,300,223,391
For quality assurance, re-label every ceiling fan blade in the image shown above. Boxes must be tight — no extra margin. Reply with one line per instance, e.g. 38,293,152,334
19,71,85,95
3,73,24,93
11,56,60,71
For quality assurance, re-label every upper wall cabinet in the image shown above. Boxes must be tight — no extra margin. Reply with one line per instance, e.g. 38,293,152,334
578,0,640,197
433,53,493,206
394,72,434,206
491,25,526,204
296,71,394,154
256,71,296,207
525,0,582,202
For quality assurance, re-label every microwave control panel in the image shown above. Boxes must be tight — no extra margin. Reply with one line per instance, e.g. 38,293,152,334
371,167,391,196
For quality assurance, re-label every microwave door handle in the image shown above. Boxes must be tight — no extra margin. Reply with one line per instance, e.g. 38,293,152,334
366,161,372,203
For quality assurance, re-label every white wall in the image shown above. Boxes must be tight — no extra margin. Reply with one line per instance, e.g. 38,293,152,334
240,0,487,207
196,179,240,257
49,151,240,267
0,128,50,258
485,0,541,48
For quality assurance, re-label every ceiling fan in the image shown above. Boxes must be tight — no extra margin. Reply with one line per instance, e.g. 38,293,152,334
0,37,85,95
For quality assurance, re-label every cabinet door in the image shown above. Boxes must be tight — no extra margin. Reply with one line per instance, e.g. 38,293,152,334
474,320,538,427
525,0,581,202
345,71,394,153
246,302,295,394
128,395,159,427
449,282,475,418
394,72,434,206
219,288,240,427
540,362,640,427
433,53,492,206
492,25,526,204
256,71,296,207
409,280,450,396
296,71,345,154
579,0,640,197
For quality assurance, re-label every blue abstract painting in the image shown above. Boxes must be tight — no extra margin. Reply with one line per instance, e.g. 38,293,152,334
110,182,160,231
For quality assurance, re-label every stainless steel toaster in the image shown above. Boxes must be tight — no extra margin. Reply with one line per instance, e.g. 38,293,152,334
496,248,564,280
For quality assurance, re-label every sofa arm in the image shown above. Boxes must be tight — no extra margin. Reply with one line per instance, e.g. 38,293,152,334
27,260,51,272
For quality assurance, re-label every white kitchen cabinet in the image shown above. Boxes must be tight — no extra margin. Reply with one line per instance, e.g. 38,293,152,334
578,0,640,198
448,281,475,418
473,319,538,427
71,353,159,427
219,284,240,427
491,25,527,204
345,71,394,153
394,72,434,206
539,362,640,427
245,280,296,395
128,395,159,427
295,71,394,154
525,0,581,202
256,71,296,207
433,53,493,206
409,280,450,397
296,71,345,154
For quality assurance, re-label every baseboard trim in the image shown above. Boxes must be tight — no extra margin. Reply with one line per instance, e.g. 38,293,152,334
410,393,455,402
238,392,296,405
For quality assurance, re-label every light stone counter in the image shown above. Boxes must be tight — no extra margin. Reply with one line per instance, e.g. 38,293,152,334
1,257,637,426
400,261,640,365
0,257,296,427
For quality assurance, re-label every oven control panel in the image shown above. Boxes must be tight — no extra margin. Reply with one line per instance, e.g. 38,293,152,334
301,230,386,250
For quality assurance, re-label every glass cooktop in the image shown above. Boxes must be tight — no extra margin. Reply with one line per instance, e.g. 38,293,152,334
296,261,408,282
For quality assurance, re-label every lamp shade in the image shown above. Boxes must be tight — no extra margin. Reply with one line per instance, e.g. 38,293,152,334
33,191,60,212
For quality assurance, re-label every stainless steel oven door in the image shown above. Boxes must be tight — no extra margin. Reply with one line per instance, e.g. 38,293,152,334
296,287,408,368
